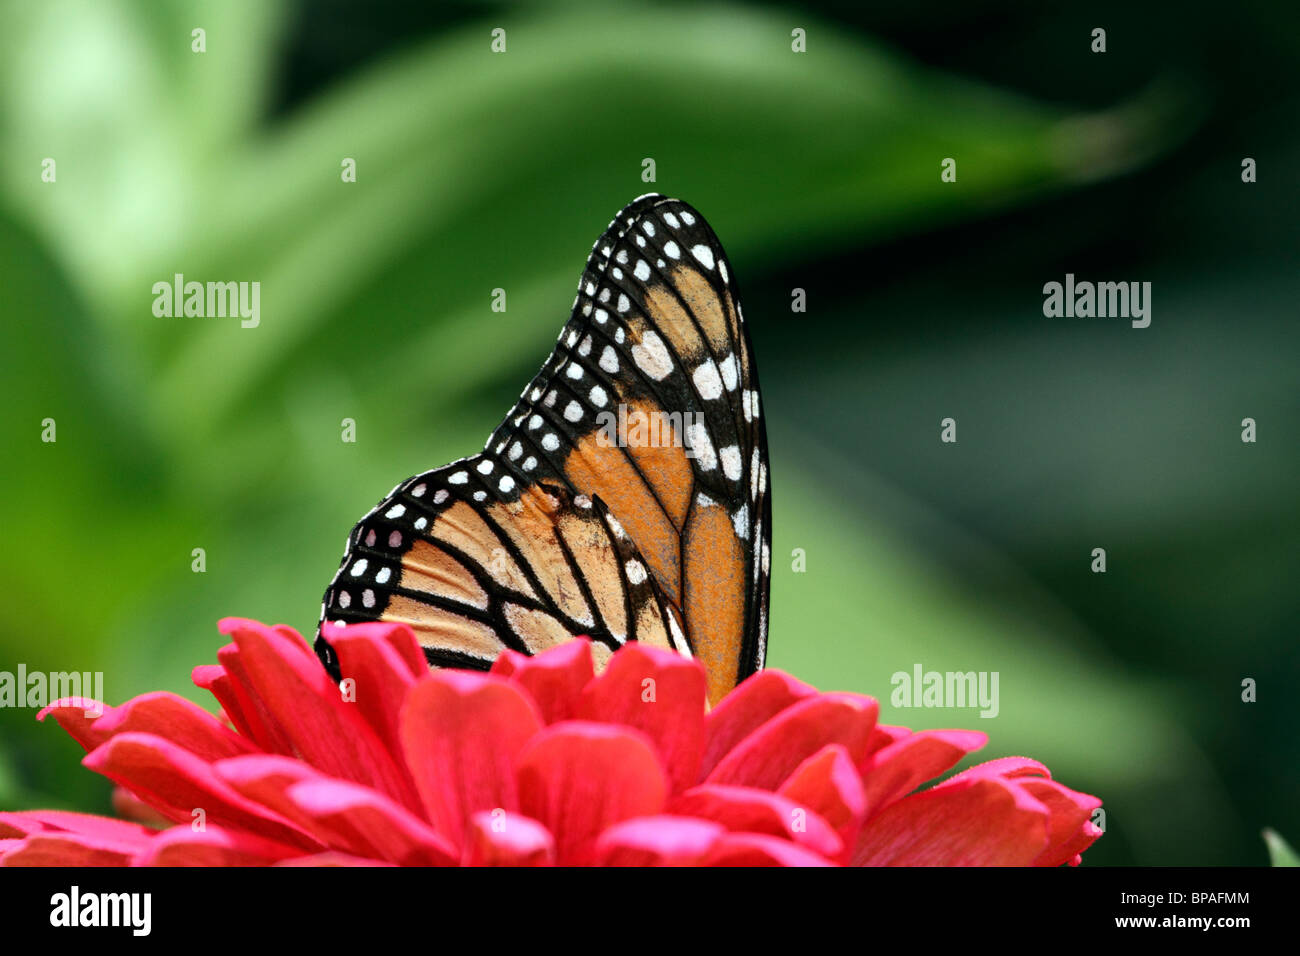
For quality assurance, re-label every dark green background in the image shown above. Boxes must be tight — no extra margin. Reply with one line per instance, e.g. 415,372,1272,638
1,0,1295,866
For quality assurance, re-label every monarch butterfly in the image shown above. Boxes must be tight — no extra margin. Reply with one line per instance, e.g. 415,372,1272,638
316,194,770,705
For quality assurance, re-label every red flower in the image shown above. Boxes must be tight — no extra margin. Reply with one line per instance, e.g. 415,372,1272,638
0,620,1101,866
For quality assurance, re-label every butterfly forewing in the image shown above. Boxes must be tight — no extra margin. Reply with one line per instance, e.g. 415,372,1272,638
319,194,770,704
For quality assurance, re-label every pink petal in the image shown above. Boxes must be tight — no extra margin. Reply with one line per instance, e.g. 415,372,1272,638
215,754,455,865
853,776,1049,866
321,620,427,681
38,692,255,761
934,756,1103,863
858,729,987,817
701,670,818,779
706,692,879,792
286,779,457,865
82,732,318,851
275,852,394,866
0,833,137,867
213,644,299,755
111,786,173,827
516,721,668,865
400,671,543,846
936,756,1051,786
670,784,843,861
0,810,157,845
1063,825,1104,867
137,825,304,866
577,641,706,792
219,618,421,810
490,640,595,723
594,815,726,866
217,755,352,843
702,832,838,867
778,745,867,851
1017,778,1103,867
462,811,555,866
864,723,912,756
322,623,424,757
192,662,276,751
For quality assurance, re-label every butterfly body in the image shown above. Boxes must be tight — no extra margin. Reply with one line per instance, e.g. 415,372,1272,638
318,194,769,704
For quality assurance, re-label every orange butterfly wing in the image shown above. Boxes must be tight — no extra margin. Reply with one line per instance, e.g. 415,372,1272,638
317,194,770,705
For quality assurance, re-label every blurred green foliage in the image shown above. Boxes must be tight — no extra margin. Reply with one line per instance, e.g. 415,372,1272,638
1264,830,1298,867
1,0,1295,865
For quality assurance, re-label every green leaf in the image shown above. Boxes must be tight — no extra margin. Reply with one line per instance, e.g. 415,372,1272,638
1264,829,1299,866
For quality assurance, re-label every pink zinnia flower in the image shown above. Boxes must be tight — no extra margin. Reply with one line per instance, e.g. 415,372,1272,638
0,619,1101,866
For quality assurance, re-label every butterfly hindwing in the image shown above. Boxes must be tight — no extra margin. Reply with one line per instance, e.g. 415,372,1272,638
319,194,769,704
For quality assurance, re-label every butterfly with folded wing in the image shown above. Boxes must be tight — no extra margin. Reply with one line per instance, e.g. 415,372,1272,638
317,194,770,705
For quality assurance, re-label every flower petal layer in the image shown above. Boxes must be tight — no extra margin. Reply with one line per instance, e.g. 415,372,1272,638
578,641,705,792
517,721,668,864
83,732,317,850
858,729,987,817
701,670,818,778
462,811,555,866
671,784,844,861
490,639,594,724
219,619,420,810
594,815,726,866
853,776,1049,866
707,692,878,791
38,692,255,761
137,824,305,866
323,621,425,757
777,744,867,851
400,671,542,846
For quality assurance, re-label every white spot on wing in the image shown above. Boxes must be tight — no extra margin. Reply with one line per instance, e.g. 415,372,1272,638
720,445,742,481
720,353,739,391
688,422,716,471
667,611,689,655
693,361,723,400
632,330,673,380
732,503,749,540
